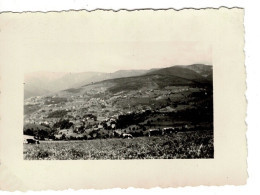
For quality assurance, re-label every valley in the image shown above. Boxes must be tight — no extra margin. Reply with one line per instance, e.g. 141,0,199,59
24,64,213,141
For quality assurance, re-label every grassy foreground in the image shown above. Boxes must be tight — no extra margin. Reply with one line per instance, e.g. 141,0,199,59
24,130,213,160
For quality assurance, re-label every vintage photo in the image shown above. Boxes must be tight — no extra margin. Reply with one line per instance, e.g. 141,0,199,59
0,8,246,189
23,41,214,160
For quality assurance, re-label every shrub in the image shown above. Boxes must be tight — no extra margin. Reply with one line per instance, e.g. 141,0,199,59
47,110,68,118
53,120,73,129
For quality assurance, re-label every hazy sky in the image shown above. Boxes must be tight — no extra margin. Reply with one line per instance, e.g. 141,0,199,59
1,11,212,73
23,41,211,73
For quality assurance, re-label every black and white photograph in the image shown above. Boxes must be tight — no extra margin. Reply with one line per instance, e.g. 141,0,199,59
0,7,247,190
23,41,214,160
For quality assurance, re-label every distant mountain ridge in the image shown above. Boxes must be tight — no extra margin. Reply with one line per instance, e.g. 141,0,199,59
86,64,212,94
24,69,149,98
146,65,211,83
24,64,212,99
184,64,213,80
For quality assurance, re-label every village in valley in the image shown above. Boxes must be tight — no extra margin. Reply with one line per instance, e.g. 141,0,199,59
23,64,214,159
24,65,213,142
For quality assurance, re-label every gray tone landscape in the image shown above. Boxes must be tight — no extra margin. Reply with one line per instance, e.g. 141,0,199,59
24,64,213,160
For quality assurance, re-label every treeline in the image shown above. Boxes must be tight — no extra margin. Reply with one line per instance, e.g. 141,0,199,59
116,110,152,129
47,110,68,118
24,105,213,141
53,119,73,129
23,123,56,140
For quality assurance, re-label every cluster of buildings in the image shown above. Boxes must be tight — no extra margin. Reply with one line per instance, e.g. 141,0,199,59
24,85,208,138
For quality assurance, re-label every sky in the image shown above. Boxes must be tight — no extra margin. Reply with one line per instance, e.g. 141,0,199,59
23,41,212,73
1,11,212,73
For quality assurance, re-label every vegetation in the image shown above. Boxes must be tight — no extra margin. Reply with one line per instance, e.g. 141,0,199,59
44,97,67,105
23,123,55,140
64,88,82,93
116,111,151,129
83,114,97,121
24,65,214,159
24,130,213,160
47,110,68,118
53,119,73,129
24,104,40,115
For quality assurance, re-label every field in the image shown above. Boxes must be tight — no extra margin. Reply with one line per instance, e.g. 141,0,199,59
24,130,213,160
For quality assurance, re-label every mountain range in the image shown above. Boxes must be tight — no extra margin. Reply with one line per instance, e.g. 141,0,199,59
24,64,212,99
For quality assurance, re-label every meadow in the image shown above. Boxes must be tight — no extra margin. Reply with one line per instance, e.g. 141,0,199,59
24,130,213,160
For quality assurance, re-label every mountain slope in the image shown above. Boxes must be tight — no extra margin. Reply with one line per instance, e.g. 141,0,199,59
24,69,149,99
25,64,212,98
71,64,213,95
24,83,51,99
184,64,212,78
146,65,211,83
105,74,197,94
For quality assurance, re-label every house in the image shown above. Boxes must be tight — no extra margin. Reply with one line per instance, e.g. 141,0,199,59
58,129,70,135
23,135,39,144
54,134,63,140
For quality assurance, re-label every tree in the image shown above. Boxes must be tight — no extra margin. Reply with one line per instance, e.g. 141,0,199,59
61,134,66,140
24,128,34,136
78,126,85,134
53,120,73,129
36,129,49,140
147,120,151,127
